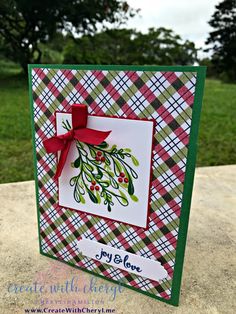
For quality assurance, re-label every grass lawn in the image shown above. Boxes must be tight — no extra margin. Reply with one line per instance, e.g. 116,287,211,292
0,61,235,183
199,79,236,167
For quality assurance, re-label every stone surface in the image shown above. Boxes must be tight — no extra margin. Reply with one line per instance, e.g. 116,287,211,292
0,165,235,314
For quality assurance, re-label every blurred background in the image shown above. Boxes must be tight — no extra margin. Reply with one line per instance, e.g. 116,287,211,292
0,0,235,183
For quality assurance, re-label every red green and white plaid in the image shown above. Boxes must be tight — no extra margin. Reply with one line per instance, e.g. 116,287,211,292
30,67,196,300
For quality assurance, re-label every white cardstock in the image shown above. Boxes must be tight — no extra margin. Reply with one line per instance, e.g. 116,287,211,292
57,112,154,228
78,238,168,281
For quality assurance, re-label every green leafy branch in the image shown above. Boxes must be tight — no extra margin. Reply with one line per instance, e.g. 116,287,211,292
62,119,139,211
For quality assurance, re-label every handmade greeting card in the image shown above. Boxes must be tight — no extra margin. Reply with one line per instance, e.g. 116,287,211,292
29,65,206,306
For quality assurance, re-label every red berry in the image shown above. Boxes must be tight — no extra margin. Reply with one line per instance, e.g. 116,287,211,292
92,180,96,185
101,156,105,162
124,178,129,183
118,177,123,183
90,186,95,191
95,185,100,191
95,156,101,161
120,172,125,178
97,151,102,156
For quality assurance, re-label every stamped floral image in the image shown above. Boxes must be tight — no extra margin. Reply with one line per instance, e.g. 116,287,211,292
62,119,139,212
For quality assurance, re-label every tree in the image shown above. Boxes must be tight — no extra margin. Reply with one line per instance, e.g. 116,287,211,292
63,27,198,65
205,0,236,81
0,0,136,73
63,28,135,64
199,58,218,78
131,27,197,65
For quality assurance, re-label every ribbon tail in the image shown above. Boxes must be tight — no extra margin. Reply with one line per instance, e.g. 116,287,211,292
43,136,65,153
74,128,111,145
54,141,72,180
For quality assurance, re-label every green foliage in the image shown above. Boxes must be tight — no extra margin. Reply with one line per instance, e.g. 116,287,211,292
40,46,64,65
63,28,198,65
198,79,236,166
0,61,32,183
68,135,139,211
0,0,136,72
199,58,218,78
205,0,236,82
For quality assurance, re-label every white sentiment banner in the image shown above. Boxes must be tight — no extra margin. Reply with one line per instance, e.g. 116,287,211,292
78,238,168,281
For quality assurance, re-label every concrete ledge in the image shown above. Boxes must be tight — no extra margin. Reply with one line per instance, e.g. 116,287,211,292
0,165,235,313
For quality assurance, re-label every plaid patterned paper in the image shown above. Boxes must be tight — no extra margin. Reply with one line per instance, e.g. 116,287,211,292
29,65,205,305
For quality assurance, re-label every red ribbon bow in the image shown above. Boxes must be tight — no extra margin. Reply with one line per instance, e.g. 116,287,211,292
43,104,111,180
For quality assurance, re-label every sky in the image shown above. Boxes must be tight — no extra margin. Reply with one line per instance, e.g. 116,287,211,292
124,0,221,57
